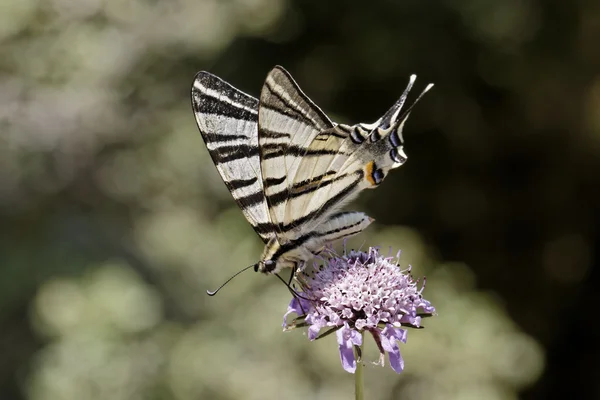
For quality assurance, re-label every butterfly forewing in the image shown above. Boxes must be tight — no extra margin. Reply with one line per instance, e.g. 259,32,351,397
258,66,336,239
191,71,273,243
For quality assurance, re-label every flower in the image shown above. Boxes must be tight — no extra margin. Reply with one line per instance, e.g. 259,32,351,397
283,247,435,374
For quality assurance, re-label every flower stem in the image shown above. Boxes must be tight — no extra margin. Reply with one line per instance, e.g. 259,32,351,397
354,332,365,400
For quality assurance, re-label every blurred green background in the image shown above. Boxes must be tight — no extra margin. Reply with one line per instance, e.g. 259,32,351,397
1,0,599,399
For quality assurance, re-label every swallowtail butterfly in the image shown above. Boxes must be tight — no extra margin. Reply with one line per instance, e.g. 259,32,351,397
191,66,432,275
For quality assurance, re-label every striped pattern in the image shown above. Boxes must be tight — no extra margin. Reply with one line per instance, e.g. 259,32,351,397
191,66,432,274
258,67,336,238
259,211,374,272
191,71,274,243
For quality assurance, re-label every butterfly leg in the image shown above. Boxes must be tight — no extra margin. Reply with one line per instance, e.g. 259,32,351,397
288,262,300,286
289,262,310,315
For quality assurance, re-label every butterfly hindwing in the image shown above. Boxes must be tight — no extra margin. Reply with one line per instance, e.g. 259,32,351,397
257,67,431,243
286,76,433,239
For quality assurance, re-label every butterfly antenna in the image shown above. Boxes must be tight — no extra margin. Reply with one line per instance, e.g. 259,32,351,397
206,264,257,296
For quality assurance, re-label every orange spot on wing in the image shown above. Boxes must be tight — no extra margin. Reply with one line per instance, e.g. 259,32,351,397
365,161,376,186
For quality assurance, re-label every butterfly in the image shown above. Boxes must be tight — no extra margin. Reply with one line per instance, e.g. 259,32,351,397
191,66,432,276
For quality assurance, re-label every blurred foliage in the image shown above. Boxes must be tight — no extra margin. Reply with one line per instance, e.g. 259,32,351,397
1,0,599,399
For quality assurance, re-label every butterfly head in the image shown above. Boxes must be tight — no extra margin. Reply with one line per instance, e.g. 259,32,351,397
255,260,274,273
256,258,299,274
256,236,310,274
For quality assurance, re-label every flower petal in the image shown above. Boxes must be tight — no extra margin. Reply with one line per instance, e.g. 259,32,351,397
307,315,327,340
419,300,436,314
349,327,363,347
355,319,367,330
381,325,407,373
282,298,310,327
399,314,421,328
382,324,406,342
308,324,321,340
387,344,405,373
336,324,359,373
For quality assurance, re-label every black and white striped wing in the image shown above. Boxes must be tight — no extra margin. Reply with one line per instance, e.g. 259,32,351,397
295,76,434,234
257,67,432,241
191,71,274,243
257,66,337,237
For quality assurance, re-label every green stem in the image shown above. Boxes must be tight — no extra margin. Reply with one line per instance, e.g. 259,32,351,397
354,332,365,400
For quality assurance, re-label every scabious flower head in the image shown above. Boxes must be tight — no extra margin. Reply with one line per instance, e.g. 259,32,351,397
283,247,435,374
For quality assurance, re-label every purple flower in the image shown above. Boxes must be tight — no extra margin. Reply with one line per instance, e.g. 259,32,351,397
283,247,435,374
